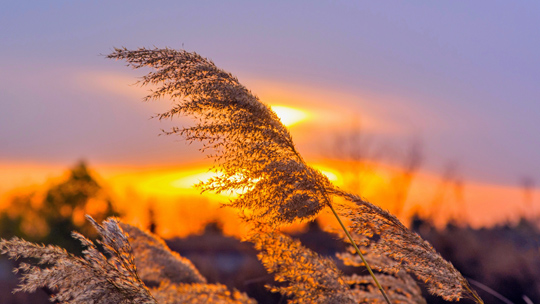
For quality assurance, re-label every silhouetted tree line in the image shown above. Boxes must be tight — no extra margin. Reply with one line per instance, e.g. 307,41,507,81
412,215,540,304
0,161,119,253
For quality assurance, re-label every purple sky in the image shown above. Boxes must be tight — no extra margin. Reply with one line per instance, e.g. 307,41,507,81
1,1,539,187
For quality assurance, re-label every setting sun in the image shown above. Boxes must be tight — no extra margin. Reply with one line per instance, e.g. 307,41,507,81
270,105,309,126
170,171,216,189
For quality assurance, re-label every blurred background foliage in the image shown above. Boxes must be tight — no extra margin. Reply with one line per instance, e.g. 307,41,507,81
0,162,119,253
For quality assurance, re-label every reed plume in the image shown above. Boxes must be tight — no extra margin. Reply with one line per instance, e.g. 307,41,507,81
151,281,256,304
249,229,355,304
334,191,483,303
119,222,206,286
250,228,426,304
108,47,332,227
0,216,256,304
109,47,483,303
336,232,426,304
0,216,157,304
120,222,256,303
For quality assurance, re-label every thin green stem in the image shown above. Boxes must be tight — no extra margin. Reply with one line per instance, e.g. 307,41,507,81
464,282,485,304
328,204,392,304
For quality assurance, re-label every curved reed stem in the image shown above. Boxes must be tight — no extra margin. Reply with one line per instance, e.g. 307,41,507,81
465,282,486,304
328,204,392,304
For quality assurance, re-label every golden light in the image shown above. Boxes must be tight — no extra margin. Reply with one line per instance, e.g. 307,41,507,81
170,171,216,189
311,164,342,187
173,171,261,196
126,168,219,198
270,105,309,126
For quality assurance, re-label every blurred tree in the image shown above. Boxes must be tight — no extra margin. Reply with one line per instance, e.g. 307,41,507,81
519,175,535,218
0,161,119,253
328,117,381,193
327,117,423,217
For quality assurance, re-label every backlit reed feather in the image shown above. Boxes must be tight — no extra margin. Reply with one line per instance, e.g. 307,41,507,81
0,216,157,304
119,222,206,286
251,229,425,304
249,229,356,304
108,47,333,227
336,233,426,304
109,47,483,303
0,216,256,304
120,222,256,303
151,281,256,304
333,190,483,303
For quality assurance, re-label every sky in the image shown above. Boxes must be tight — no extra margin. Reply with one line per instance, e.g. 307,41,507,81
1,1,540,232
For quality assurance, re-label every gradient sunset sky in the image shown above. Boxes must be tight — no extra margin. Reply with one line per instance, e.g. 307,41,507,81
1,1,539,232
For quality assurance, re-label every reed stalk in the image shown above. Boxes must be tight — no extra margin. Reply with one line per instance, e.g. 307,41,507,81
329,203,392,304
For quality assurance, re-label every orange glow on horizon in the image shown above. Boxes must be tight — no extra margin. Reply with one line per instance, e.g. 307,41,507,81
112,162,345,200
170,171,216,189
1,159,539,239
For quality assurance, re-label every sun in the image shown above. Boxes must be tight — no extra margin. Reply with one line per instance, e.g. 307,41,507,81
270,105,309,126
